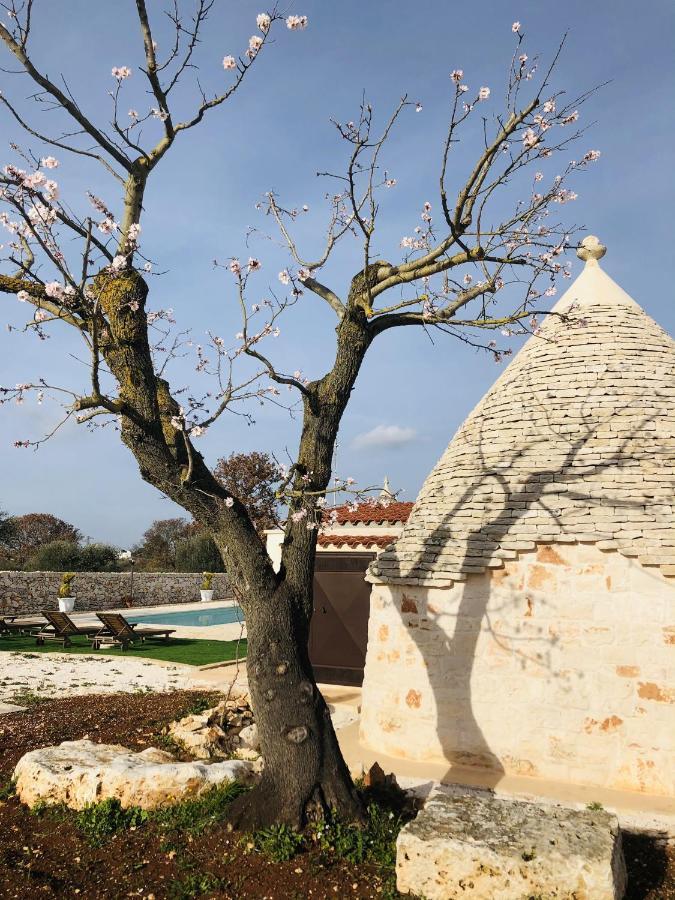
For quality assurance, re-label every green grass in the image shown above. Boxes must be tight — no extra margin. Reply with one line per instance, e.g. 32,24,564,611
0,634,246,666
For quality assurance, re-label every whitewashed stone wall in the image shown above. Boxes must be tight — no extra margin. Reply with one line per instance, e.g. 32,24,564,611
0,571,232,616
360,542,675,797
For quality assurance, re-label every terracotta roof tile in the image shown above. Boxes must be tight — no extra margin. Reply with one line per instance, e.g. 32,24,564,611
318,534,397,549
325,501,413,526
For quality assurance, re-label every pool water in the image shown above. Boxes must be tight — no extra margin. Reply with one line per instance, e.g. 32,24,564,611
128,605,244,627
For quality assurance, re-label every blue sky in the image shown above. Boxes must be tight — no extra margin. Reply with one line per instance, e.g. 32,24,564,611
1,0,674,547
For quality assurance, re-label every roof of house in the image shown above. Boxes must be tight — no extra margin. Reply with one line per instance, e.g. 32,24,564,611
318,534,397,550
327,501,414,526
369,237,675,587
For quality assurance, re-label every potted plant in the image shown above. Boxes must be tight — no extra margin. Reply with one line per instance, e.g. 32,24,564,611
57,572,76,613
200,572,214,603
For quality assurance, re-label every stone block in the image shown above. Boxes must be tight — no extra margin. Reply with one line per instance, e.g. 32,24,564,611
396,790,626,899
13,739,256,810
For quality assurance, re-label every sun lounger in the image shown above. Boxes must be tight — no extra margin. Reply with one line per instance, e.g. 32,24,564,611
93,612,175,650
34,610,103,647
0,615,46,635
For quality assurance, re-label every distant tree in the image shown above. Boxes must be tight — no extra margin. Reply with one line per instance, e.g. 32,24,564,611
0,508,15,546
26,540,83,572
214,451,281,534
132,517,197,571
79,543,120,572
6,513,82,566
175,533,225,573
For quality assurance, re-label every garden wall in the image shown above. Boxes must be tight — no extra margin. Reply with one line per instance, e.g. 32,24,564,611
0,571,233,616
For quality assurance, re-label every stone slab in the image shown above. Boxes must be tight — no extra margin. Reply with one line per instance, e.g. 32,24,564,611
14,738,256,810
396,789,626,899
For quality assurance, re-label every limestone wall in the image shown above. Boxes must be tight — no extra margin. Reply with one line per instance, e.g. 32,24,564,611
360,542,675,797
0,571,233,616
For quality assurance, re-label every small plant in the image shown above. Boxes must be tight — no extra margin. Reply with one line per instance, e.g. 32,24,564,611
0,779,15,801
587,801,604,811
169,871,225,899
201,571,214,591
252,823,304,862
153,781,248,835
57,572,76,599
521,848,537,861
76,797,148,845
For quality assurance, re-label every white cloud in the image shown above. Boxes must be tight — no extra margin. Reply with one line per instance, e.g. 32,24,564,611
352,424,417,450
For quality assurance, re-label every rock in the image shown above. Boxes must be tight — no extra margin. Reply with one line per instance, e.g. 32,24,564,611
327,703,359,731
169,712,231,760
13,739,257,811
238,724,260,751
396,790,627,900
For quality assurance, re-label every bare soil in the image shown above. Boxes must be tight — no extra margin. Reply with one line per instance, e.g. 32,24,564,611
0,691,672,899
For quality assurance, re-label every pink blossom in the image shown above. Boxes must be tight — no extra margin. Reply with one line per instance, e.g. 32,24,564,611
45,281,65,300
128,109,139,118
23,171,46,189
561,110,579,126
298,267,311,281
111,255,127,272
545,286,557,297
40,156,59,169
151,108,168,121
44,180,59,201
16,290,30,302
225,497,234,507
519,54,528,65
98,218,117,235
463,273,473,285
458,84,469,94
143,262,152,272
384,178,397,187
582,150,601,162
543,99,556,114
248,35,263,54
522,128,539,149
534,171,543,182
478,86,490,101
512,21,521,32
235,331,244,340
247,257,261,271
286,15,308,29
229,259,241,275
256,12,271,31
278,270,290,285
222,56,237,70
34,309,49,322
415,102,423,112
127,222,141,243
450,69,463,83
291,509,307,522
111,66,132,80
190,425,206,437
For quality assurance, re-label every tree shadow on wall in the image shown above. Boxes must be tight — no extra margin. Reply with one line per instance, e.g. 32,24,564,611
378,407,652,790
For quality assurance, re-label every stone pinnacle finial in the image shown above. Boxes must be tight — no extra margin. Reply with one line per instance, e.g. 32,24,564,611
577,235,607,263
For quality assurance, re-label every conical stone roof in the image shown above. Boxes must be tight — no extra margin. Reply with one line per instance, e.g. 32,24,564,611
370,237,675,587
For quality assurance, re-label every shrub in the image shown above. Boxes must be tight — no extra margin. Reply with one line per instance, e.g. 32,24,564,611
57,572,76,598
201,571,214,591
26,540,82,572
175,533,224,573
79,543,120,572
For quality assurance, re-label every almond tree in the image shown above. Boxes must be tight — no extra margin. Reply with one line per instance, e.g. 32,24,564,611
0,5,600,828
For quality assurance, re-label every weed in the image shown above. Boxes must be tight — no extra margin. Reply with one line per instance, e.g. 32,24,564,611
310,802,402,868
168,871,225,899
9,688,47,707
0,779,15,801
153,781,248,836
587,801,604,811
521,848,537,861
251,823,304,862
76,797,148,845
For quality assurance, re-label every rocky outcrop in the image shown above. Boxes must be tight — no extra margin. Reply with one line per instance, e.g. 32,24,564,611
396,789,627,899
13,739,256,810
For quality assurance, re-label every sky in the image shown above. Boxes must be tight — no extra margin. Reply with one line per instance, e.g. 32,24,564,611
0,0,674,548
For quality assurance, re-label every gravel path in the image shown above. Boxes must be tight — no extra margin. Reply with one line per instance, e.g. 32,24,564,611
0,651,191,705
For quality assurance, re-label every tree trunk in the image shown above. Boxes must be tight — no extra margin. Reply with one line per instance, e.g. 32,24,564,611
227,580,363,830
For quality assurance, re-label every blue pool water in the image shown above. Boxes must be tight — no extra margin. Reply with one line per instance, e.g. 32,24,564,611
128,605,244,627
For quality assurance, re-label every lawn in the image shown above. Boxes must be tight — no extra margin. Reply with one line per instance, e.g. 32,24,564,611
0,634,246,666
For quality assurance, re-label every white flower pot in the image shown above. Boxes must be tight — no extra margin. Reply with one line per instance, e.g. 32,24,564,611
58,597,75,613
200,589,214,603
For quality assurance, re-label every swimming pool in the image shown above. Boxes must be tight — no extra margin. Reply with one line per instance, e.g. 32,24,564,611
129,605,244,627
